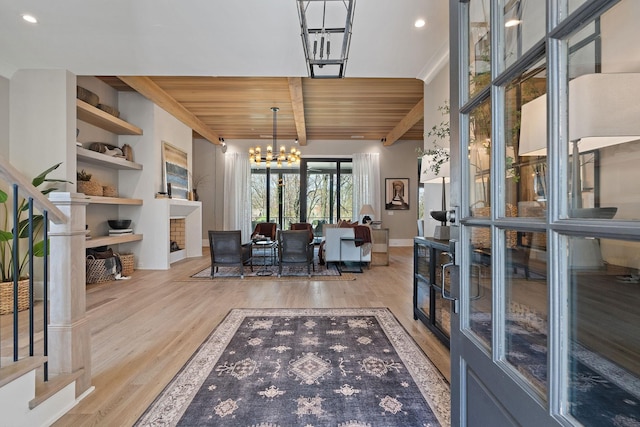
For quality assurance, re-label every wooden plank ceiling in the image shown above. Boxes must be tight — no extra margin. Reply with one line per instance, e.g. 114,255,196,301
99,76,425,146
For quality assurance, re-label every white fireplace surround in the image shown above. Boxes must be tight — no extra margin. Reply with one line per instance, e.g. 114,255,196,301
136,199,202,269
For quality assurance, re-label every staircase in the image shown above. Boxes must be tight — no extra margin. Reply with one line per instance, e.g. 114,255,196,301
0,156,91,426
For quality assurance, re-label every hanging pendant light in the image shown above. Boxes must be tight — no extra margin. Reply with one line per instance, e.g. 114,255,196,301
249,107,301,168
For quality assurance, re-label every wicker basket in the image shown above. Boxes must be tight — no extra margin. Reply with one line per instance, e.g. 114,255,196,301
0,279,30,315
103,185,118,198
78,180,103,196
86,255,117,284
471,204,519,248
77,86,99,107
97,103,120,118
118,253,134,276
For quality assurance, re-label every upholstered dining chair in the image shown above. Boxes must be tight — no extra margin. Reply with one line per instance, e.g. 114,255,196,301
290,222,314,243
251,222,277,241
277,230,315,277
208,230,253,278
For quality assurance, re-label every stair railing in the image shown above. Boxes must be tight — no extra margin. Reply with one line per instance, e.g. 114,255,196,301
0,156,67,382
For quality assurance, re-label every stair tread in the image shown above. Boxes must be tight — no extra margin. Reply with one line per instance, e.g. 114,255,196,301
0,356,47,388
30,369,84,409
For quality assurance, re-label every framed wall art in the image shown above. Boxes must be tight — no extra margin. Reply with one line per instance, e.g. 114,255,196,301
385,178,410,210
162,141,189,200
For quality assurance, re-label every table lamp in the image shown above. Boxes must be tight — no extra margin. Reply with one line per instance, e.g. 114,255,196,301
359,204,375,224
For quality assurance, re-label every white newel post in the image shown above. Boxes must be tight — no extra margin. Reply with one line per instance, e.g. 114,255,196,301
48,192,92,397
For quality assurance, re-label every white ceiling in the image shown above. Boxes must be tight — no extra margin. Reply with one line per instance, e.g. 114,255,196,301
0,0,449,80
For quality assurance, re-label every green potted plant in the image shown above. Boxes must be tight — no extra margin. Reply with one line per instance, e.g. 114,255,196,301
0,162,68,314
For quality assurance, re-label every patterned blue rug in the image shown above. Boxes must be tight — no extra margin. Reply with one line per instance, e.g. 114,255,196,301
470,314,640,426
135,308,450,426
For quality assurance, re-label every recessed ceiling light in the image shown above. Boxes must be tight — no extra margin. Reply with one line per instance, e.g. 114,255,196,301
22,14,38,24
414,18,426,28
505,19,522,27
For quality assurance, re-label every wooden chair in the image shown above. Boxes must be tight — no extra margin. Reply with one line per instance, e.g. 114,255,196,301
277,230,315,277
208,230,253,278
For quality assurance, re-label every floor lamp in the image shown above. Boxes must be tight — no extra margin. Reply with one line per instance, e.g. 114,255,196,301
421,152,450,240
519,73,640,267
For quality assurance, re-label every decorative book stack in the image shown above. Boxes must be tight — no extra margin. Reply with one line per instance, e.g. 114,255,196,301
108,228,133,236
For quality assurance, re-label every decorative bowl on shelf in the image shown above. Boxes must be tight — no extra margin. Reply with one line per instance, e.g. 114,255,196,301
107,219,132,230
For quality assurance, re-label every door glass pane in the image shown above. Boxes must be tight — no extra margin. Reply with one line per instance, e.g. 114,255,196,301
503,0,545,69
469,96,492,215
568,237,640,424
469,0,491,97
339,162,353,220
307,161,337,227
251,171,267,228
434,251,452,338
269,173,279,225
469,226,492,350
505,230,548,397
506,58,547,217
281,171,300,229
567,0,640,220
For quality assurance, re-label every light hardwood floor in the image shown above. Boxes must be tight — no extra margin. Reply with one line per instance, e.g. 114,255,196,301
29,247,449,426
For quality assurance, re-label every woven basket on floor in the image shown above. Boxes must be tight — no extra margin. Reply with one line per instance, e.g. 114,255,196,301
77,180,103,196
0,279,29,315
118,253,134,276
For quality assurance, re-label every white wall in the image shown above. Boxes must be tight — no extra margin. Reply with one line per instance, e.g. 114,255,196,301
10,69,76,188
193,138,223,245
0,76,9,158
422,62,451,238
118,93,194,269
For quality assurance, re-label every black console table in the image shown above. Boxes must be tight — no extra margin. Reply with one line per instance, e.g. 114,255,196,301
413,237,453,348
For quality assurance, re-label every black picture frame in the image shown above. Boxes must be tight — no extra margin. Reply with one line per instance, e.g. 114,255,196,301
385,178,410,210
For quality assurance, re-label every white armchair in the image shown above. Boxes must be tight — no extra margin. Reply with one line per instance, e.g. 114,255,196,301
323,226,371,265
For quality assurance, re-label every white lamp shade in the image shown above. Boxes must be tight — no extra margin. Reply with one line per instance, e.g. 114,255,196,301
420,152,450,183
519,73,640,156
359,204,375,216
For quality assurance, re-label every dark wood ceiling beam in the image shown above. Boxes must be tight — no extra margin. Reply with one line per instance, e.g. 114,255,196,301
117,76,221,145
383,98,424,146
288,77,307,146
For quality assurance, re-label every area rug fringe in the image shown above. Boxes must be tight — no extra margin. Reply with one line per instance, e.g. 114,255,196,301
135,307,450,426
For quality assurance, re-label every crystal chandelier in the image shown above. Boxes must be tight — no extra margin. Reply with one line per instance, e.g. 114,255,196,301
249,107,301,168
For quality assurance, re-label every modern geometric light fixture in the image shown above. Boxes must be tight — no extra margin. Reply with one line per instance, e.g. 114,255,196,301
249,107,301,168
297,0,356,79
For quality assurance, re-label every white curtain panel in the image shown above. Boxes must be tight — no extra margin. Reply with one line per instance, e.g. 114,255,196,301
223,152,252,240
352,153,381,222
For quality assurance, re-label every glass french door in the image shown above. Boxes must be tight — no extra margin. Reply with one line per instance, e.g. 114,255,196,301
450,1,640,426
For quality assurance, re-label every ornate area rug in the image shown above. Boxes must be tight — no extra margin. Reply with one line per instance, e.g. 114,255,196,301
135,308,450,426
